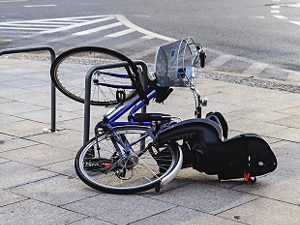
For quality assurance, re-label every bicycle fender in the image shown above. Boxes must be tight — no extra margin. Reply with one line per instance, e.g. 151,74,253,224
160,145,183,189
156,118,223,146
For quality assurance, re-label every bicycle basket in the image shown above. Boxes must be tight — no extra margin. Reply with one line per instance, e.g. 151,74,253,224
154,37,202,87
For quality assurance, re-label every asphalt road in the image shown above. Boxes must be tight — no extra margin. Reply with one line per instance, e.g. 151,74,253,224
0,0,299,82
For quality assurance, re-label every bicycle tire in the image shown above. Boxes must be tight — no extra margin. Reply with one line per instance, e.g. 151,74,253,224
50,46,138,105
75,126,180,194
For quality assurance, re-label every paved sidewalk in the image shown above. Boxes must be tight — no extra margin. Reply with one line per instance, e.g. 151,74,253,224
0,56,300,225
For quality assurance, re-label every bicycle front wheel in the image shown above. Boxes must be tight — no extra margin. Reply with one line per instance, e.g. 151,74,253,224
50,46,137,105
75,126,180,194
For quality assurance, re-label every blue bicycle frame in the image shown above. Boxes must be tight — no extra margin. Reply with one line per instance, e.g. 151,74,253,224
105,86,155,127
92,86,159,156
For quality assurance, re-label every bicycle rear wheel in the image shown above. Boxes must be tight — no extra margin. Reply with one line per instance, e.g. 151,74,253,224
50,46,137,105
75,126,180,194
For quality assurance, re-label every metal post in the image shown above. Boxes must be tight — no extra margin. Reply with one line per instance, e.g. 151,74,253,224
138,60,148,114
0,46,56,131
83,60,148,144
49,52,56,132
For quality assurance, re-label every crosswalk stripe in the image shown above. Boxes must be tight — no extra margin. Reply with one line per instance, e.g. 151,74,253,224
290,21,300,26
40,16,115,34
73,22,122,36
287,71,300,82
273,15,287,19
23,5,56,8
16,21,75,25
0,23,60,28
0,26,47,31
207,55,233,69
105,28,135,37
243,62,268,76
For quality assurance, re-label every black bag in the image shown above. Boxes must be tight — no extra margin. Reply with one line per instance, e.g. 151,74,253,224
156,117,277,181
191,133,277,181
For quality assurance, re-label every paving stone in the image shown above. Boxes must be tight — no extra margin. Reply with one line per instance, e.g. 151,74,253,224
131,206,241,225
280,105,300,116
148,182,257,215
233,174,300,205
175,167,245,189
27,129,83,149
42,159,77,177
70,217,112,225
15,92,52,108
272,115,300,129
228,118,286,135
0,199,86,225
1,120,48,137
0,190,26,207
3,77,49,88
0,161,56,189
55,96,84,112
266,127,300,142
218,198,300,225
0,101,45,115
0,157,9,164
227,109,292,123
206,92,254,105
11,175,99,206
0,113,24,124
270,140,300,178
0,137,38,153
63,194,176,225
0,143,75,167
0,86,33,98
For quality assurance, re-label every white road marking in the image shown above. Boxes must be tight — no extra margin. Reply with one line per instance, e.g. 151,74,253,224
243,63,268,76
12,21,75,25
23,5,56,8
271,5,280,9
141,35,155,39
273,15,287,19
0,23,60,27
290,21,300,26
73,22,122,36
105,28,135,37
40,16,115,34
207,55,234,69
255,16,266,19
0,26,47,31
114,14,176,42
287,70,300,82
271,10,280,13
0,0,27,2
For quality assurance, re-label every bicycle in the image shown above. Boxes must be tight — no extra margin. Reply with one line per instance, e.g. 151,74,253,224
50,38,277,194
50,38,207,194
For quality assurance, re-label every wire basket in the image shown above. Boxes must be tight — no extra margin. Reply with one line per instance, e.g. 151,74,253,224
154,37,202,87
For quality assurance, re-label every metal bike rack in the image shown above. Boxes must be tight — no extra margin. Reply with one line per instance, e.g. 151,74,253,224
0,46,56,132
83,60,148,144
